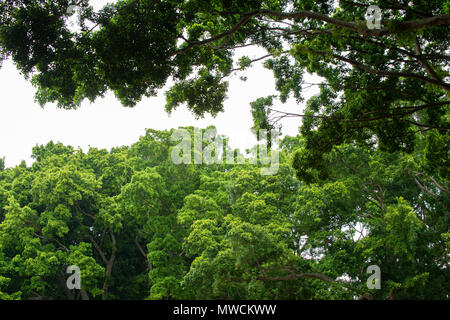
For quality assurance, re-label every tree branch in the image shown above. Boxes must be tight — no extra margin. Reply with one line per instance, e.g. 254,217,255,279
133,235,152,271
414,37,443,84
319,50,450,90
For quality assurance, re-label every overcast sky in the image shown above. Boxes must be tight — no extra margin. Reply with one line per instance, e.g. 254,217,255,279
0,1,319,168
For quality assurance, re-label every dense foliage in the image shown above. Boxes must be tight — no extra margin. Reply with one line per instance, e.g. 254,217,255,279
0,0,448,300
0,127,447,300
0,0,448,181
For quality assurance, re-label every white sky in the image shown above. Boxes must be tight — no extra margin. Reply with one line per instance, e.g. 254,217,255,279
0,1,319,168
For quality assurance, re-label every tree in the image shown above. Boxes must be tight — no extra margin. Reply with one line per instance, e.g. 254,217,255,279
175,133,449,299
0,127,245,299
0,1,449,300
1,0,449,180
0,127,448,299
289,139,449,299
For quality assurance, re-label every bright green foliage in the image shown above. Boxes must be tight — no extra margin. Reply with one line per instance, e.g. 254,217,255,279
0,127,447,299
0,0,449,301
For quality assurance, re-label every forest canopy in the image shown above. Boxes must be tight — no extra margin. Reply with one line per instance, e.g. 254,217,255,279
0,127,448,300
0,0,448,300
0,0,449,182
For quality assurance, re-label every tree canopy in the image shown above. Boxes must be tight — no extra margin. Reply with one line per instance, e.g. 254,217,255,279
0,127,448,299
0,1,448,300
0,0,449,181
